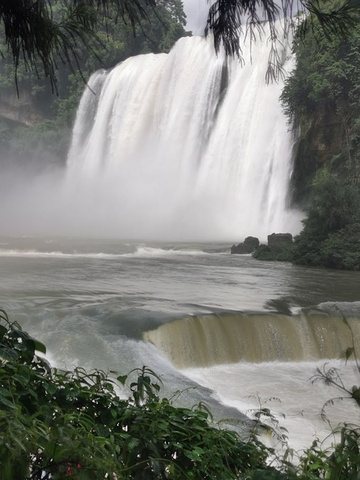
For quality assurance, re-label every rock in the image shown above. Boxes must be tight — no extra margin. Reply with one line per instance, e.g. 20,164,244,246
253,234,294,261
267,233,293,251
231,236,260,254
231,244,245,254
244,236,260,250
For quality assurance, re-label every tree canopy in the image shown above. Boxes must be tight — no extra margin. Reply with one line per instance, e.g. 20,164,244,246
206,0,360,81
1,0,360,91
0,0,157,92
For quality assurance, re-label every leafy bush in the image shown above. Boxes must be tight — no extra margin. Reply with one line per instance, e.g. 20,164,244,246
298,426,360,480
281,3,360,200
321,223,360,270
252,244,294,262
292,171,360,269
0,309,279,479
1,308,360,478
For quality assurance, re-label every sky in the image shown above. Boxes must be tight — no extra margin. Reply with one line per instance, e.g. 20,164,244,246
181,0,211,35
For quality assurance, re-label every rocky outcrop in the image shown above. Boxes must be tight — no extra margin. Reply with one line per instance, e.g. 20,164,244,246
267,233,293,250
253,233,293,261
231,236,259,254
0,90,42,127
231,233,294,260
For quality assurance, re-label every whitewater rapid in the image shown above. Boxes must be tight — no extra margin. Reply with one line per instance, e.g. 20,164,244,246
2,236,360,452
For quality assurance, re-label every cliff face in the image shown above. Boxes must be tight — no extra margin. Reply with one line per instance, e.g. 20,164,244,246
282,22,360,203
0,90,43,127
309,104,346,164
291,102,348,201
0,85,71,168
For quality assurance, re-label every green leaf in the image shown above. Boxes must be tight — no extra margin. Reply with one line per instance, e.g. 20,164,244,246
0,309,9,322
128,437,140,450
0,324,7,339
0,345,19,361
117,375,127,385
44,382,57,395
33,339,46,354
0,394,16,409
351,386,360,406
184,449,201,461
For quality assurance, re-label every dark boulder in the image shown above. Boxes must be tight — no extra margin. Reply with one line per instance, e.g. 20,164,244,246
231,236,260,254
253,234,294,261
244,236,260,249
267,233,293,251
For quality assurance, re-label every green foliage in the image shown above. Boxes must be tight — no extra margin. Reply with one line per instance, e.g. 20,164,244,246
0,119,72,165
206,0,359,84
300,325,360,479
281,3,360,198
321,223,360,270
282,5,360,124
291,171,360,269
0,0,159,93
0,310,278,479
298,426,360,480
0,0,189,164
252,244,294,262
1,309,360,478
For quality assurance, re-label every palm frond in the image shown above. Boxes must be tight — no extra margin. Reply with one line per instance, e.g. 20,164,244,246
206,0,360,82
0,0,156,93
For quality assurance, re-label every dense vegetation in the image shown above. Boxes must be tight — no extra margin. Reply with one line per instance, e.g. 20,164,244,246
206,0,359,83
0,0,188,166
1,309,360,479
281,7,360,199
0,0,158,92
0,309,280,479
254,171,360,269
291,170,360,269
279,4,360,270
1,0,357,91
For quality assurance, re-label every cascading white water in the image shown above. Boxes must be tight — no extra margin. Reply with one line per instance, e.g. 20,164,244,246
67,26,301,241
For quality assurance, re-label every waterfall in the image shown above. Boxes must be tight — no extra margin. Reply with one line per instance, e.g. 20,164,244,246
67,27,301,241
144,312,360,368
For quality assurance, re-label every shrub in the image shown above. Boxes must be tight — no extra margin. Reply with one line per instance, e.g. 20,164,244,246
292,171,360,269
0,309,279,479
2,308,360,479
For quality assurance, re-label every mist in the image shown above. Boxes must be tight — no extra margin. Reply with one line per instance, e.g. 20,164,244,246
1,157,276,242
0,12,303,243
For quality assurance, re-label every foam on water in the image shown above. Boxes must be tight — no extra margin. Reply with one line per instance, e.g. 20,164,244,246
183,359,360,452
0,246,211,258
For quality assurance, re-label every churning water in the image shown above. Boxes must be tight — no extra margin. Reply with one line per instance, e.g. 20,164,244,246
1,237,360,451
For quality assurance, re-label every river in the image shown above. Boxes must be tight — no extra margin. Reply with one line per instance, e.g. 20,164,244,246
1,235,359,453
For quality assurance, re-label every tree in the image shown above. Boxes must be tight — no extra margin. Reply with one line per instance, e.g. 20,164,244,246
205,0,360,81
291,170,360,269
1,0,359,91
0,0,157,92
